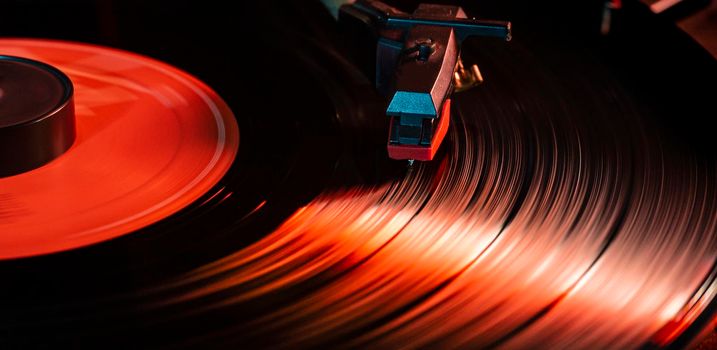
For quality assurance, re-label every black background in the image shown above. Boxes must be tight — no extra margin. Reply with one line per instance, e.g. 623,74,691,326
2,1,717,348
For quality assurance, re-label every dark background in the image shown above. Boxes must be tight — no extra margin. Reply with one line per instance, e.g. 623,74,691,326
2,1,717,348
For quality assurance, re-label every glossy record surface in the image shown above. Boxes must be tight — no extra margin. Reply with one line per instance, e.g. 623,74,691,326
0,39,239,259
1,1,717,349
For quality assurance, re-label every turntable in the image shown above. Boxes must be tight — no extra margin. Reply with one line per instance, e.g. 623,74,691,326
1,0,717,348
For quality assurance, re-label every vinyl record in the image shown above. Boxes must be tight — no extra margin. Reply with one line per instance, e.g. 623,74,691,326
1,1,717,349
0,39,239,258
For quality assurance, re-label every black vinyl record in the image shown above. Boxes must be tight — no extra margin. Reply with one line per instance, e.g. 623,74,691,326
1,0,717,348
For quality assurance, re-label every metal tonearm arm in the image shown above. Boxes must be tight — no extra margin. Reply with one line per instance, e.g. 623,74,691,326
339,0,511,161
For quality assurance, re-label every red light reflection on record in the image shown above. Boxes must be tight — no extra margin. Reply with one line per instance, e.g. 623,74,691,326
161,103,717,348
0,39,239,259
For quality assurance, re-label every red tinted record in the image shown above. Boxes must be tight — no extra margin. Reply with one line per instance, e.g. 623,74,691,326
0,39,239,259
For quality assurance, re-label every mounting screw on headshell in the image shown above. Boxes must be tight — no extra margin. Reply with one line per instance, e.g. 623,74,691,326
413,38,436,61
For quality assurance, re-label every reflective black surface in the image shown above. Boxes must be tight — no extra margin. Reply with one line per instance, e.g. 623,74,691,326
1,1,716,348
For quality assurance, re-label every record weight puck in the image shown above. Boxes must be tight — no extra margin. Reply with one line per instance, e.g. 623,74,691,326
0,55,76,177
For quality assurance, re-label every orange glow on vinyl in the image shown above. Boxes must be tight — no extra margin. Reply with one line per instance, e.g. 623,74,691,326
0,39,239,259
148,100,717,348
3,1,717,348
